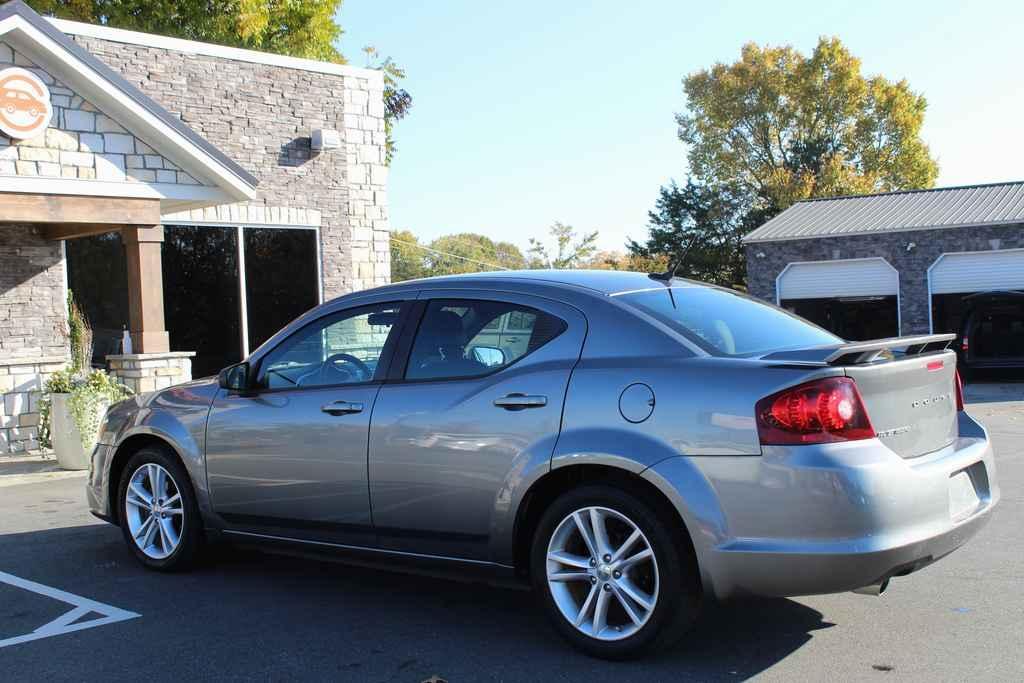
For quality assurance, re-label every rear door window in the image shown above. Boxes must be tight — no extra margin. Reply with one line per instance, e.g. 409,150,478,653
615,284,841,356
405,299,566,380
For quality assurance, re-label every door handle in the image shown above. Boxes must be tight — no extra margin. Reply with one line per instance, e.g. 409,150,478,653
321,400,364,416
493,393,547,410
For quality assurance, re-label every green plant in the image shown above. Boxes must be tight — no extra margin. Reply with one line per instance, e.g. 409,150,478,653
40,368,132,452
67,290,93,374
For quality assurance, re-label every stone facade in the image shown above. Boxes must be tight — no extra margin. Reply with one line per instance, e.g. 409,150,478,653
0,355,67,454
745,223,1024,334
107,352,193,395
0,44,199,184
0,224,67,360
70,31,391,296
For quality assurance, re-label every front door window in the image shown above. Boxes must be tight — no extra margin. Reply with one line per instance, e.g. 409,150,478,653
259,303,402,389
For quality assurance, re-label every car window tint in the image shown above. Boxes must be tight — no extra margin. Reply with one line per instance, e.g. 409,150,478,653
405,299,565,380
616,284,841,357
260,303,401,389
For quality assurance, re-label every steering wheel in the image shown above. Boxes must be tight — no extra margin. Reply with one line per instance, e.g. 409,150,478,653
319,352,372,384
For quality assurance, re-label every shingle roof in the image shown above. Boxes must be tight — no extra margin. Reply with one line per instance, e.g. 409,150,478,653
743,181,1024,243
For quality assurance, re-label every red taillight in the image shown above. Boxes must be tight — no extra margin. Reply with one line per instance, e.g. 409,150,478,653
961,336,969,352
954,370,965,412
756,377,875,445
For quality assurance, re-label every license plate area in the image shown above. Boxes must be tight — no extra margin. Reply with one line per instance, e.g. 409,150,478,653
949,465,985,521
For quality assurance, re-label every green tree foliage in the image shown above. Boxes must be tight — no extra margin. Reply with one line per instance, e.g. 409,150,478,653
679,37,938,211
389,229,428,282
389,231,525,282
363,46,413,165
29,1,347,62
631,37,938,288
628,181,770,288
527,222,598,269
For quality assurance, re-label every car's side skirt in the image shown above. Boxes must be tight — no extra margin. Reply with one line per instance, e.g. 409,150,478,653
220,529,523,587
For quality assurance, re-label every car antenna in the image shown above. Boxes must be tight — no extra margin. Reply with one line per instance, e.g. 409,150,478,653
648,233,700,308
649,233,699,283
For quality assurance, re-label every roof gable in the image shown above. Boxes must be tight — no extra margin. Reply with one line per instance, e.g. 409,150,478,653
0,0,256,212
744,181,1024,243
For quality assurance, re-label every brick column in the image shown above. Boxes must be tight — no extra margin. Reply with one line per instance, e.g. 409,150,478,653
122,225,170,353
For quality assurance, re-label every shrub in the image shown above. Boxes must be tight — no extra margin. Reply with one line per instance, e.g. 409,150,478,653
40,369,133,452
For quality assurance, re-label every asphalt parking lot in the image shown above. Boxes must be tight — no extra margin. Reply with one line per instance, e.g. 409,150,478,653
1,386,1021,682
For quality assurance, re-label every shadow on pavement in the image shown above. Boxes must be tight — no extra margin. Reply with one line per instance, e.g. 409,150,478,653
1,523,833,681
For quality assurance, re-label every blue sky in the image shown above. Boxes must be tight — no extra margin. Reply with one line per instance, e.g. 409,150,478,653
340,0,1022,254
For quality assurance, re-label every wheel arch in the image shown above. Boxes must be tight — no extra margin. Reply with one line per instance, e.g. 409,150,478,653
107,432,188,524
511,463,701,591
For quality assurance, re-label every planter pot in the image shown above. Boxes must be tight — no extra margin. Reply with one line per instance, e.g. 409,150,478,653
50,393,92,471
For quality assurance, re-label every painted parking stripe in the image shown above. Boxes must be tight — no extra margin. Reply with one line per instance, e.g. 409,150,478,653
0,571,140,648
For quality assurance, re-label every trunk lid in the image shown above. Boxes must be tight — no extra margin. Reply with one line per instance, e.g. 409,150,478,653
843,350,958,458
758,334,959,458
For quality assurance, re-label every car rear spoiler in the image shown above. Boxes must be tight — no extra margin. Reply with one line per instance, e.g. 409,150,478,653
760,333,956,366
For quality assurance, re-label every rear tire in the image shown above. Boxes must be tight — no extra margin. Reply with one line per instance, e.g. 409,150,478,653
117,446,204,571
530,484,700,659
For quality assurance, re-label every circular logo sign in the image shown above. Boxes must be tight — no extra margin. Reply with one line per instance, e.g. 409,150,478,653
0,67,52,140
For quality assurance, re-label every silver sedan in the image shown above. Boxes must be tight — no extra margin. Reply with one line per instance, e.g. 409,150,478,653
87,270,998,659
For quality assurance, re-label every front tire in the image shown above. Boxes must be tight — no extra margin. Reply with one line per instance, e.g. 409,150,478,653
117,446,203,571
530,484,700,659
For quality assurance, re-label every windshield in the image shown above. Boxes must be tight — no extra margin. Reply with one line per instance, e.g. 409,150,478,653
615,284,842,357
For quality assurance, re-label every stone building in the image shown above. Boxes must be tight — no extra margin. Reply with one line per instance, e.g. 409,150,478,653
0,1,390,454
744,181,1024,348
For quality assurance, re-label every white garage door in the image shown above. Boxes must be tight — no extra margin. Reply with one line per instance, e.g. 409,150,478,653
929,249,1024,294
777,258,899,301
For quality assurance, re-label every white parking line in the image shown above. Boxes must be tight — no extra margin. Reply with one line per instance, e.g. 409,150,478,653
0,571,140,648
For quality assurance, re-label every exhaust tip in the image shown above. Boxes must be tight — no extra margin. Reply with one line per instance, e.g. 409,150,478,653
852,579,889,596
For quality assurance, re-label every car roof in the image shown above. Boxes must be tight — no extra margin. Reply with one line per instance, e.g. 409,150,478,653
364,269,673,297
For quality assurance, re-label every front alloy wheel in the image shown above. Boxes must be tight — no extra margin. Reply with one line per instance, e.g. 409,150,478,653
546,506,659,640
125,463,185,560
118,446,203,571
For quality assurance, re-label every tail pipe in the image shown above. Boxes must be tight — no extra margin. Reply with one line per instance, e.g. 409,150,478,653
851,578,889,596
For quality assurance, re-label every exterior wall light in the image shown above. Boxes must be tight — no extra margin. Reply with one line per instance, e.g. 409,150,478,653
755,251,766,259
311,128,342,151
906,242,916,252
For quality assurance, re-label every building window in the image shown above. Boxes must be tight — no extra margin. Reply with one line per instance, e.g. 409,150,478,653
66,224,321,378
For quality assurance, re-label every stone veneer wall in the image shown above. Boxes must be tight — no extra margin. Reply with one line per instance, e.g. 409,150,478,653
106,352,193,394
745,223,1024,334
0,43,199,184
0,355,67,454
69,32,391,295
0,223,68,454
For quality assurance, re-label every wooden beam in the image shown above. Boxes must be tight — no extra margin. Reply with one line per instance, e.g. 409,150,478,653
0,192,160,227
123,225,170,354
39,223,131,241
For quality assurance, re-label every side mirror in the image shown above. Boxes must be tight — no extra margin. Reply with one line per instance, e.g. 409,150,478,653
218,362,251,392
470,345,506,367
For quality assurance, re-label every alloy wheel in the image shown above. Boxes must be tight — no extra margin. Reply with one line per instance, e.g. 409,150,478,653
546,506,660,641
125,463,185,560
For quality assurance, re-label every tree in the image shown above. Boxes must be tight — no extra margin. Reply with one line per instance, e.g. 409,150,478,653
427,233,525,275
679,37,938,212
527,222,599,269
628,181,769,288
363,47,413,165
631,36,938,288
389,229,428,282
30,1,347,62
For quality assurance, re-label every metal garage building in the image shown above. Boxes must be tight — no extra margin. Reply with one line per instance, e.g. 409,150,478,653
744,182,1024,355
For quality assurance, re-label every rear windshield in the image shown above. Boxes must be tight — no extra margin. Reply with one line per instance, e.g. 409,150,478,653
615,284,841,356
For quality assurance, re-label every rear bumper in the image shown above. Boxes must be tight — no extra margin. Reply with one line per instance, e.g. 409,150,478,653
651,411,999,600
